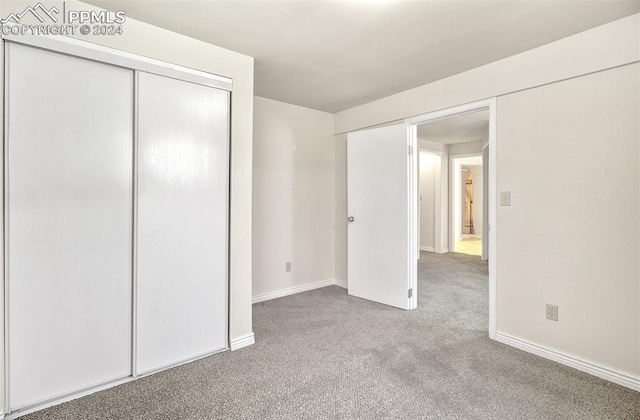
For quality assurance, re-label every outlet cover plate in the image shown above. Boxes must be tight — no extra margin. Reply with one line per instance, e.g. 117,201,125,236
546,303,558,321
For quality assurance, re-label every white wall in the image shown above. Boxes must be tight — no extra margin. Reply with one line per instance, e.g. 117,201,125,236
418,138,446,152
419,152,438,250
497,62,639,378
449,140,483,156
253,97,335,298
1,0,255,412
419,139,449,252
332,14,640,385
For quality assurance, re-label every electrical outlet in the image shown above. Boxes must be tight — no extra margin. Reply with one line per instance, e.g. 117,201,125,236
546,304,558,321
285,261,292,272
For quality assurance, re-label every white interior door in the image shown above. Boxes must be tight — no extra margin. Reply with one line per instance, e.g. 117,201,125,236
347,124,417,310
136,72,229,374
6,43,133,409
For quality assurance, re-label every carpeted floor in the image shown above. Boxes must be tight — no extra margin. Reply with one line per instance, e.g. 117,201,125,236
22,252,639,419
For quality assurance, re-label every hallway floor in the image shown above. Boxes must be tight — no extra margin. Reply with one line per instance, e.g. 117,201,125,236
454,237,482,256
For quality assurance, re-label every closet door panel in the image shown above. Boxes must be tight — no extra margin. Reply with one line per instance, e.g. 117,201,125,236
6,43,133,409
137,72,229,374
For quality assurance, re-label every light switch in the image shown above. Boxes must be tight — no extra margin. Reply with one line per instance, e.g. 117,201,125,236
500,191,511,206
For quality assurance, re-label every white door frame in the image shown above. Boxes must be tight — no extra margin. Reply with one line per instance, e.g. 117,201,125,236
406,98,497,340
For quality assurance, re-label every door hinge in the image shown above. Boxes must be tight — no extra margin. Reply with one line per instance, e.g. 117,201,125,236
408,145,413,155
408,288,413,298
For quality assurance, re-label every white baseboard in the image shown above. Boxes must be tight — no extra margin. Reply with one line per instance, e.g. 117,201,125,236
495,332,640,392
230,333,255,351
333,279,347,289
252,279,345,304
420,246,435,252
437,248,449,254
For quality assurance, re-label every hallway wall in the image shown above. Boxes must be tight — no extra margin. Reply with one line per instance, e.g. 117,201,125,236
419,152,438,250
253,97,335,298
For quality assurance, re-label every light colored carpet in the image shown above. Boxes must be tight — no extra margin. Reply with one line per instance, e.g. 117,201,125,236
22,252,639,419
455,237,482,256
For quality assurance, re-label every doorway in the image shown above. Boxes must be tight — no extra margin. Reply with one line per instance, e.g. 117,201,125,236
415,109,490,258
451,154,484,257
407,99,496,339
345,99,496,338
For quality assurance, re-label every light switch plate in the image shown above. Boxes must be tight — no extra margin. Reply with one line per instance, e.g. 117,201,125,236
500,191,511,206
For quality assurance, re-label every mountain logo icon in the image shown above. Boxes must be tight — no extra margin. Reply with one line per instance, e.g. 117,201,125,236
2,2,60,24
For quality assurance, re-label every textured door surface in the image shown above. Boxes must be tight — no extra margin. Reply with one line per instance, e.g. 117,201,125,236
6,43,134,409
347,124,414,310
136,72,229,374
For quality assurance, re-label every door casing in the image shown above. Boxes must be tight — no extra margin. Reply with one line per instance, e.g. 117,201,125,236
406,98,497,339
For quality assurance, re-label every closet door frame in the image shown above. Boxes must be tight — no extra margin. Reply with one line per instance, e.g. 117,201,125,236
2,24,232,92
2,27,232,418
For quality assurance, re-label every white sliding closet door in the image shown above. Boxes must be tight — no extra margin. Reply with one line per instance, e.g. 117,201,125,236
136,72,229,374
6,43,133,409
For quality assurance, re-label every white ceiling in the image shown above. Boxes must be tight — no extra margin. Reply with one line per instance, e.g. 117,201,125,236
417,110,489,144
85,0,640,113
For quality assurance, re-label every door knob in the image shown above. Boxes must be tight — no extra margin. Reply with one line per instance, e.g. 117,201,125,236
348,216,355,222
